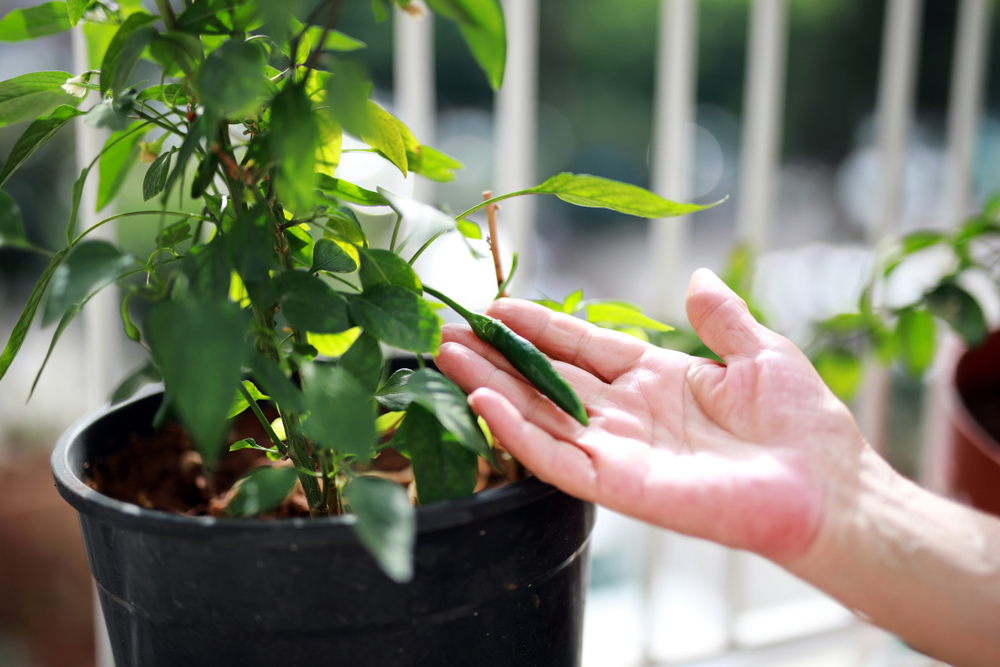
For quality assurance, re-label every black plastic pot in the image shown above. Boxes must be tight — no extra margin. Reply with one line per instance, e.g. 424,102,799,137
51,386,595,666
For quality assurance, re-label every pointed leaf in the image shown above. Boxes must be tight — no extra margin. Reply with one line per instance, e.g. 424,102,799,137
43,241,133,325
0,189,29,249
585,302,674,332
271,82,318,213
275,271,353,334
146,296,249,464
0,105,84,188
926,282,988,348
99,12,157,96
397,368,494,464
345,475,415,583
247,352,305,413
226,380,268,419
362,101,407,174
0,249,66,383
401,403,478,505
374,368,414,411
0,2,72,42
0,71,80,129
67,0,87,26
317,175,387,207
192,38,266,114
338,332,382,393
425,0,505,89
311,237,358,273
349,285,441,354
143,148,173,201
228,466,298,517
300,364,376,458
97,122,149,211
358,248,421,292
528,173,718,218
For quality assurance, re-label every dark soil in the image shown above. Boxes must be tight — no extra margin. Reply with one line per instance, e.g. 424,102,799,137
85,409,524,518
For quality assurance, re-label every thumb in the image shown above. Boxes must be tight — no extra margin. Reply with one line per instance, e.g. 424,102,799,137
685,268,775,362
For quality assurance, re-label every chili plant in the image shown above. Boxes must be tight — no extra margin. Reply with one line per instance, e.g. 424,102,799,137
0,0,712,581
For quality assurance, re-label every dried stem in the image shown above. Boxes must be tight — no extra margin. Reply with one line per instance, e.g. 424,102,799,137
483,190,506,297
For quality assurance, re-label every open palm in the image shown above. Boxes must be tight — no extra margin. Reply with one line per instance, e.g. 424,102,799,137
436,269,868,566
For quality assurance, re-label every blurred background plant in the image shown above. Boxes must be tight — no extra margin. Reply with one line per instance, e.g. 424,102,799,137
3,0,1000,665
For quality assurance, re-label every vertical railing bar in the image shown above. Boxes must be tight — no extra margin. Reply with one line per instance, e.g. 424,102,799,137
943,0,992,225
493,0,539,297
72,26,118,667
394,0,437,203
858,0,924,455
735,0,788,254
648,0,698,322
921,0,993,496
873,0,924,243
643,0,697,664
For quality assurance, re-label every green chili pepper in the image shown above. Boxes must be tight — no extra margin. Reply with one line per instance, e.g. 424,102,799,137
424,286,589,426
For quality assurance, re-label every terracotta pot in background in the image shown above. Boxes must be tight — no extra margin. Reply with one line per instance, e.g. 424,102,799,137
945,329,1000,517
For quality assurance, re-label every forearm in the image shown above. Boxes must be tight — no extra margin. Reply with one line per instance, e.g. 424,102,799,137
790,447,1000,666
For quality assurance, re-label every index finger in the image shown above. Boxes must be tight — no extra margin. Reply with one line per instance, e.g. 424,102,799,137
484,298,648,383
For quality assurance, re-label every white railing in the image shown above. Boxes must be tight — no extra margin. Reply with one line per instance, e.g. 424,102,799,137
73,0,993,664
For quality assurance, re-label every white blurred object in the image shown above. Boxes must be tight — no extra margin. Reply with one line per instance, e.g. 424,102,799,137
410,233,510,316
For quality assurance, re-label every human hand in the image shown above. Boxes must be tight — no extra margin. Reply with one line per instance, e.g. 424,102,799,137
435,269,869,566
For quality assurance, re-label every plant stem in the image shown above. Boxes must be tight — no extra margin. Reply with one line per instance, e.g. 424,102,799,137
389,213,402,253
454,188,536,221
408,229,445,265
73,210,211,246
237,382,288,457
154,0,177,29
483,190,506,296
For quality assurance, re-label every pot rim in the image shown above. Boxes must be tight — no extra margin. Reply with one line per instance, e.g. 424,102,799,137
51,383,557,540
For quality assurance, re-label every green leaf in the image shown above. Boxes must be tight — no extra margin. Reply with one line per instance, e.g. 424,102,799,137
136,83,188,105
425,0,506,89
895,308,937,376
308,327,361,357
358,248,421,293
0,2,72,42
585,302,674,332
456,218,481,239
247,352,305,413
192,38,266,114
99,12,157,97
528,173,717,218
176,0,259,35
143,148,173,201
311,237,358,273
275,271,352,334
0,105,84,189
226,380,269,419
285,225,314,268
110,358,162,405
149,31,204,77
395,368,494,464
66,0,87,26
374,368,414,411
323,29,367,51
324,205,368,246
0,189,29,249
226,204,277,282
228,466,298,517
300,364,376,458
146,296,249,464
0,71,80,129
84,88,137,131
344,475,415,583
813,348,862,402
563,289,584,313
323,59,372,137
29,299,86,399
189,150,218,199
409,145,463,183
157,220,192,249
97,122,149,211
43,241,133,326
349,285,441,354
902,230,945,255
317,175,387,207
120,291,140,342
271,82,318,213
401,403,478,505
0,249,66,383
338,332,382,393
362,101,407,174
925,282,988,348
377,188,455,249
371,0,391,22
